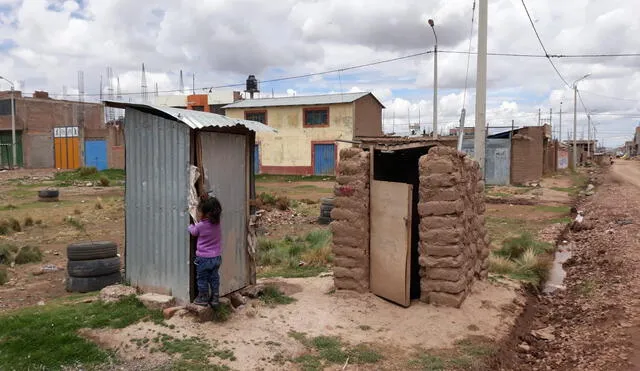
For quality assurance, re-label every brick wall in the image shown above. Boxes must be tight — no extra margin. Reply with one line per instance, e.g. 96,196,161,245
107,125,125,169
417,146,488,307
511,126,544,185
330,148,370,292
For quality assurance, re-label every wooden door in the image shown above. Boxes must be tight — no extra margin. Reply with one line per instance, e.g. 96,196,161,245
370,180,413,307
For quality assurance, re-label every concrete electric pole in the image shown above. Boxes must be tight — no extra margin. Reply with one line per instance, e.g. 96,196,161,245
474,0,488,176
428,19,438,140
572,74,590,169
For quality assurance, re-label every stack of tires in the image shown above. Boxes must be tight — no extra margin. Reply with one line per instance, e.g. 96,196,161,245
66,241,121,293
38,189,59,202
318,197,334,225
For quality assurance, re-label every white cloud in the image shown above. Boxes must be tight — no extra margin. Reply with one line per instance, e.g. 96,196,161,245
0,0,639,145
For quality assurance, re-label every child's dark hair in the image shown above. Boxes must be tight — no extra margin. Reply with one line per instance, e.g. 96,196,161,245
199,197,222,224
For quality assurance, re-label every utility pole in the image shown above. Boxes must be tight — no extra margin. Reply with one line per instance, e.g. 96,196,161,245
474,0,488,176
572,74,590,169
587,113,591,158
559,102,562,143
549,108,552,127
428,19,438,140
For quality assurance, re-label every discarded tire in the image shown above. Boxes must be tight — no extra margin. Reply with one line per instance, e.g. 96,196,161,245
66,272,121,293
38,189,59,202
67,241,118,261
318,197,334,224
66,241,121,293
67,257,121,277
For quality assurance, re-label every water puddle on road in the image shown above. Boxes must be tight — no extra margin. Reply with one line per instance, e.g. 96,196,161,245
543,242,574,294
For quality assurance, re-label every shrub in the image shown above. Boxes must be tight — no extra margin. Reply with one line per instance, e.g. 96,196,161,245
0,244,19,265
0,266,7,285
24,217,34,227
258,192,276,206
8,218,21,232
99,176,110,187
0,221,9,236
78,166,98,177
14,246,43,265
488,255,517,275
495,232,552,259
275,196,290,211
65,216,85,231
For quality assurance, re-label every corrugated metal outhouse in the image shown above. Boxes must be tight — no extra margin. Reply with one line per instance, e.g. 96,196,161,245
104,101,275,303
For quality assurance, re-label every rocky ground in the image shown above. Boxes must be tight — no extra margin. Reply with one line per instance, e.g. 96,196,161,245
495,160,640,370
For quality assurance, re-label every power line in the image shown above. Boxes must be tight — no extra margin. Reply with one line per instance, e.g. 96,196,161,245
580,90,640,102
520,0,570,88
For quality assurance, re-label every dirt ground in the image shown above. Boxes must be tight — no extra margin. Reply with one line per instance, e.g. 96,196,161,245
82,276,524,370
0,170,126,312
495,161,640,370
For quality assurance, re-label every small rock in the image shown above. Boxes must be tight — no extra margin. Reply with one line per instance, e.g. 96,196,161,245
163,306,185,319
240,284,266,299
531,326,556,341
228,293,246,308
518,342,531,352
99,284,137,303
37,301,45,306
586,184,595,191
85,182,93,187
185,303,214,322
585,191,594,196
138,293,176,311
616,219,633,226
319,272,333,278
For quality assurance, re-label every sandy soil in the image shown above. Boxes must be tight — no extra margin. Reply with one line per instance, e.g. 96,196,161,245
495,162,640,370
85,276,523,370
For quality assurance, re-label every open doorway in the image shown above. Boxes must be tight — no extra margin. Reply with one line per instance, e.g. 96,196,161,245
372,146,434,302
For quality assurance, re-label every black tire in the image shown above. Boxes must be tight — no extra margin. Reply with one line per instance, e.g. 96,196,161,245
65,272,121,293
318,216,332,225
38,189,59,198
67,241,118,261
67,257,121,277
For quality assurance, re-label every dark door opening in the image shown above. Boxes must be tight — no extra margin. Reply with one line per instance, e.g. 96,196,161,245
373,146,434,300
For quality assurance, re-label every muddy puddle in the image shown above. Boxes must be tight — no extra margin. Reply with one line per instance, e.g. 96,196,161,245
543,241,574,294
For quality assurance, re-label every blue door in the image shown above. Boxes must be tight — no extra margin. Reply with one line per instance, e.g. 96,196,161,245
85,139,108,170
313,143,335,175
253,144,260,174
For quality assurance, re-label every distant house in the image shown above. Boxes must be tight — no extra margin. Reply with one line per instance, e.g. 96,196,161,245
223,92,384,176
0,90,105,169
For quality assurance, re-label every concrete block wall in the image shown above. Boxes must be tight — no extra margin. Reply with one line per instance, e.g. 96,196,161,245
417,146,489,308
330,147,370,292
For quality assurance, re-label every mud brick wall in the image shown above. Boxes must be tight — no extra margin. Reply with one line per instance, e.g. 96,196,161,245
330,147,370,292
418,146,489,308
511,126,544,185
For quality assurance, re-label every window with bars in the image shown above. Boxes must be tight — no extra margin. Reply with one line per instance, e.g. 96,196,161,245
245,110,267,125
304,107,329,127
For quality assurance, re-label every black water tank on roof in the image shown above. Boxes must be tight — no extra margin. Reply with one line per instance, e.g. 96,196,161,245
246,75,259,93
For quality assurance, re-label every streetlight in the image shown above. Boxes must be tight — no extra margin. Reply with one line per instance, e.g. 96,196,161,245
0,76,16,168
572,73,590,169
428,18,438,139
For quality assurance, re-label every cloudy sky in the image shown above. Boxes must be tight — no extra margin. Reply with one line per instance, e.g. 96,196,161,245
1,0,639,146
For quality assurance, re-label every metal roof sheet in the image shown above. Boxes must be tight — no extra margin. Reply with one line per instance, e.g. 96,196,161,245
104,100,276,133
222,92,384,109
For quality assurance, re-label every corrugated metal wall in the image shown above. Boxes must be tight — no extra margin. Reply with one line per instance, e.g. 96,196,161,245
124,108,192,302
200,132,249,295
461,138,511,185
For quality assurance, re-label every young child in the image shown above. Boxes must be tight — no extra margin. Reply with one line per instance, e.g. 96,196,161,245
188,197,223,306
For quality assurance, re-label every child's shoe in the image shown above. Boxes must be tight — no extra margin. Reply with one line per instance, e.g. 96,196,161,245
193,294,209,306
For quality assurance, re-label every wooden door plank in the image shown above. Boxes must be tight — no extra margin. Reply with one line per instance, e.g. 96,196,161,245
370,180,413,307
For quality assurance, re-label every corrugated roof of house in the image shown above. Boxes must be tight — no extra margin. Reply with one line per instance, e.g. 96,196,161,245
103,101,276,133
222,92,385,109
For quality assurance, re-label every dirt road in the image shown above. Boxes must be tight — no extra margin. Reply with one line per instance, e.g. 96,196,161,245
497,161,640,370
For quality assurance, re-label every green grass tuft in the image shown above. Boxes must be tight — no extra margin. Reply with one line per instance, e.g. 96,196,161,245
8,218,21,232
489,233,553,286
65,215,85,231
0,244,19,264
14,246,43,265
257,230,333,278
0,204,18,211
290,332,382,369
0,295,163,370
534,205,571,213
23,216,34,227
260,285,296,305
